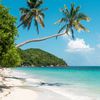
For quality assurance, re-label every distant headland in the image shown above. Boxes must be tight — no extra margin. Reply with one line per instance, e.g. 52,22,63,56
18,48,68,67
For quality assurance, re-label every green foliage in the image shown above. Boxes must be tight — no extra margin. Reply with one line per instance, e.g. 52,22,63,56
18,48,67,67
55,3,90,39
0,46,22,67
18,0,47,33
0,6,21,67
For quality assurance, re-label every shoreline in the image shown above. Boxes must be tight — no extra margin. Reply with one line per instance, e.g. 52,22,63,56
0,68,100,100
0,68,68,100
0,68,69,100
0,68,70,100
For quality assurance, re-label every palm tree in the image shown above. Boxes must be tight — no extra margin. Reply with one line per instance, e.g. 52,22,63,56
55,3,90,39
18,0,48,33
16,3,90,47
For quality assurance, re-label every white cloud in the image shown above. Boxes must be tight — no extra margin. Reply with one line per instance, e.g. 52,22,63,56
66,38,94,52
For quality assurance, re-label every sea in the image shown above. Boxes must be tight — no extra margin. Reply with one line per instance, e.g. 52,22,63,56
12,66,100,100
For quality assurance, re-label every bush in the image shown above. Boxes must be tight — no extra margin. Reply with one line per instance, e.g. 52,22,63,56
0,6,21,67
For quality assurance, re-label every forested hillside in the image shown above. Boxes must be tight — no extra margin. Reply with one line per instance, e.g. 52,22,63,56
18,48,68,67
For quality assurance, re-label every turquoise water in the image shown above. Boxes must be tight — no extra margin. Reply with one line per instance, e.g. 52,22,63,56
13,67,100,100
14,67,100,88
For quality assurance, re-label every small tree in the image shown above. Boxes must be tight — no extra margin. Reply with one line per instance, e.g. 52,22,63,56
0,6,21,67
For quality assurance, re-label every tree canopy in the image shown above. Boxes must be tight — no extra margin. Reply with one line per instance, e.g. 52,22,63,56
0,6,21,67
18,0,47,33
55,3,90,39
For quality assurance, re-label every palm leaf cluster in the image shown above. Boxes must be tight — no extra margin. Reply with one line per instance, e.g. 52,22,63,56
55,3,90,39
18,0,47,33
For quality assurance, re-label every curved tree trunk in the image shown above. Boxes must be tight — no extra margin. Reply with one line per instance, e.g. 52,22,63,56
16,32,66,48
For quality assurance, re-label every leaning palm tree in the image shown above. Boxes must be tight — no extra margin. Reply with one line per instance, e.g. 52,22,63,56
16,3,90,47
55,3,90,39
18,0,48,33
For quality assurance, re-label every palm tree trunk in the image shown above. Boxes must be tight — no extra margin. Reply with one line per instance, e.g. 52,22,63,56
16,32,66,48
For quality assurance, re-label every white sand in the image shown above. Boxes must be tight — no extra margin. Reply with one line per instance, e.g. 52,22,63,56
45,87,92,100
0,68,38,100
2,87,38,100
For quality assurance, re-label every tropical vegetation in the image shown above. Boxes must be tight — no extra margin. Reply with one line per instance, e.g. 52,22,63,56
0,6,21,67
18,0,47,33
55,3,90,39
18,48,67,67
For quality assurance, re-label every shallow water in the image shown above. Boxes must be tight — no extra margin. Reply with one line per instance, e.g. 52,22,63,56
12,66,100,100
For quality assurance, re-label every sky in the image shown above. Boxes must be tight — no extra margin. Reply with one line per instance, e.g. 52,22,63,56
1,0,100,66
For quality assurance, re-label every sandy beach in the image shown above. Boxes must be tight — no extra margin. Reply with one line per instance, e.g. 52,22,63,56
1,87,38,100
0,68,38,100
0,68,68,100
0,68,100,100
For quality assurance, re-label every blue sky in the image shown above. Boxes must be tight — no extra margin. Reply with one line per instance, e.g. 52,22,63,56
1,0,100,66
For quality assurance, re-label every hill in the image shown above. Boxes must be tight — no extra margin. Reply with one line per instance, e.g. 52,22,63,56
18,48,68,67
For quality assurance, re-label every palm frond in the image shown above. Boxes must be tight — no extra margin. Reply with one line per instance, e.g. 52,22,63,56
78,13,90,22
18,14,29,28
38,16,45,27
58,24,66,33
20,14,27,21
75,6,80,13
54,18,66,25
78,23,89,32
27,0,37,8
27,14,33,30
35,16,44,27
39,12,45,19
34,19,39,34
60,8,69,18
35,0,43,8
70,28,75,39
64,4,69,15
20,8,30,14
70,3,75,17
73,21,81,32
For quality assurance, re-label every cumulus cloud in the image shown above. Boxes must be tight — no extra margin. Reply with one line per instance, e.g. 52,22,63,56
66,38,94,52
